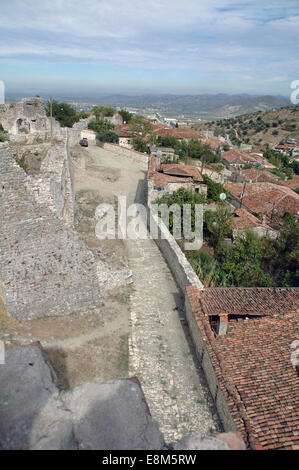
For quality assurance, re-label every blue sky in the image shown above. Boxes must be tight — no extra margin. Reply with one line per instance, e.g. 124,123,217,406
0,0,298,96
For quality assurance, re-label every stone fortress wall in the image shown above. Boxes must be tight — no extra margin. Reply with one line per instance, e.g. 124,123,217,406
101,142,149,165
0,146,101,319
0,99,101,319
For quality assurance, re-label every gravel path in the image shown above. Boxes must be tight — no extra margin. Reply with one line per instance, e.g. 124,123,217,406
126,185,220,441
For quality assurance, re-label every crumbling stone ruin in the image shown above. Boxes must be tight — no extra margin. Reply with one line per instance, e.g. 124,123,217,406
0,96,88,145
0,97,55,142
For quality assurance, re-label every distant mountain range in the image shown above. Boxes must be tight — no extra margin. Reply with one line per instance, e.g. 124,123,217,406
87,93,291,120
6,92,291,121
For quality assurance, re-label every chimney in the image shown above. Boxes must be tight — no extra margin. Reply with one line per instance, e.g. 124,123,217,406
217,314,229,336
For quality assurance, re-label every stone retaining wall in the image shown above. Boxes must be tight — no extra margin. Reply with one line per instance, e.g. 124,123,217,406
102,142,149,165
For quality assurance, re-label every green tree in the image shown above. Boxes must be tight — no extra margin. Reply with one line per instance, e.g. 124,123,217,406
96,130,119,143
154,187,206,237
46,101,79,128
202,175,228,202
204,206,232,253
77,111,90,119
129,116,154,140
133,138,148,153
261,213,299,286
157,135,178,148
118,109,133,123
218,231,272,287
92,106,102,122
186,140,219,163
88,119,114,133
291,160,299,175
190,251,232,287
91,106,115,120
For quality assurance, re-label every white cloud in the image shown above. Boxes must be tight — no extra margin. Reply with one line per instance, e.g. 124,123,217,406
0,0,298,93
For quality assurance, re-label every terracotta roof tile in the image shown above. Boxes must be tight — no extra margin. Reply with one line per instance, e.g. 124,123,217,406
198,287,299,316
238,168,281,184
147,155,204,188
222,150,256,165
186,285,299,450
225,182,299,218
160,163,203,181
232,208,274,232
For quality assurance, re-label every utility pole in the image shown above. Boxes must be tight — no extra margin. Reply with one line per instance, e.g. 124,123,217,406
201,155,205,176
240,180,247,208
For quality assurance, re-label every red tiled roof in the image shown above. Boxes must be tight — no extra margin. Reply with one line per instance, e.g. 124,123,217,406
151,172,191,189
275,145,290,150
282,175,299,191
187,285,299,450
148,155,204,188
225,182,299,218
222,150,255,165
160,163,203,181
232,208,274,232
114,124,134,137
238,168,281,184
197,287,299,316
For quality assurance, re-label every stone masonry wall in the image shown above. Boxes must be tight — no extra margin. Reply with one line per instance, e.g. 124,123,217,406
102,142,149,165
24,131,75,226
67,121,88,147
0,147,101,319
0,97,52,142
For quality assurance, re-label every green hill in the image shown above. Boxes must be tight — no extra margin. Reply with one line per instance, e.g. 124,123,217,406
195,105,299,151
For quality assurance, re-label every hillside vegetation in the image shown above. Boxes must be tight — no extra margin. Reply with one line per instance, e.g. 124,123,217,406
196,105,299,151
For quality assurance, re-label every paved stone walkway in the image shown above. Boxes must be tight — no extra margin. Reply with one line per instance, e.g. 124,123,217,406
126,187,220,442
